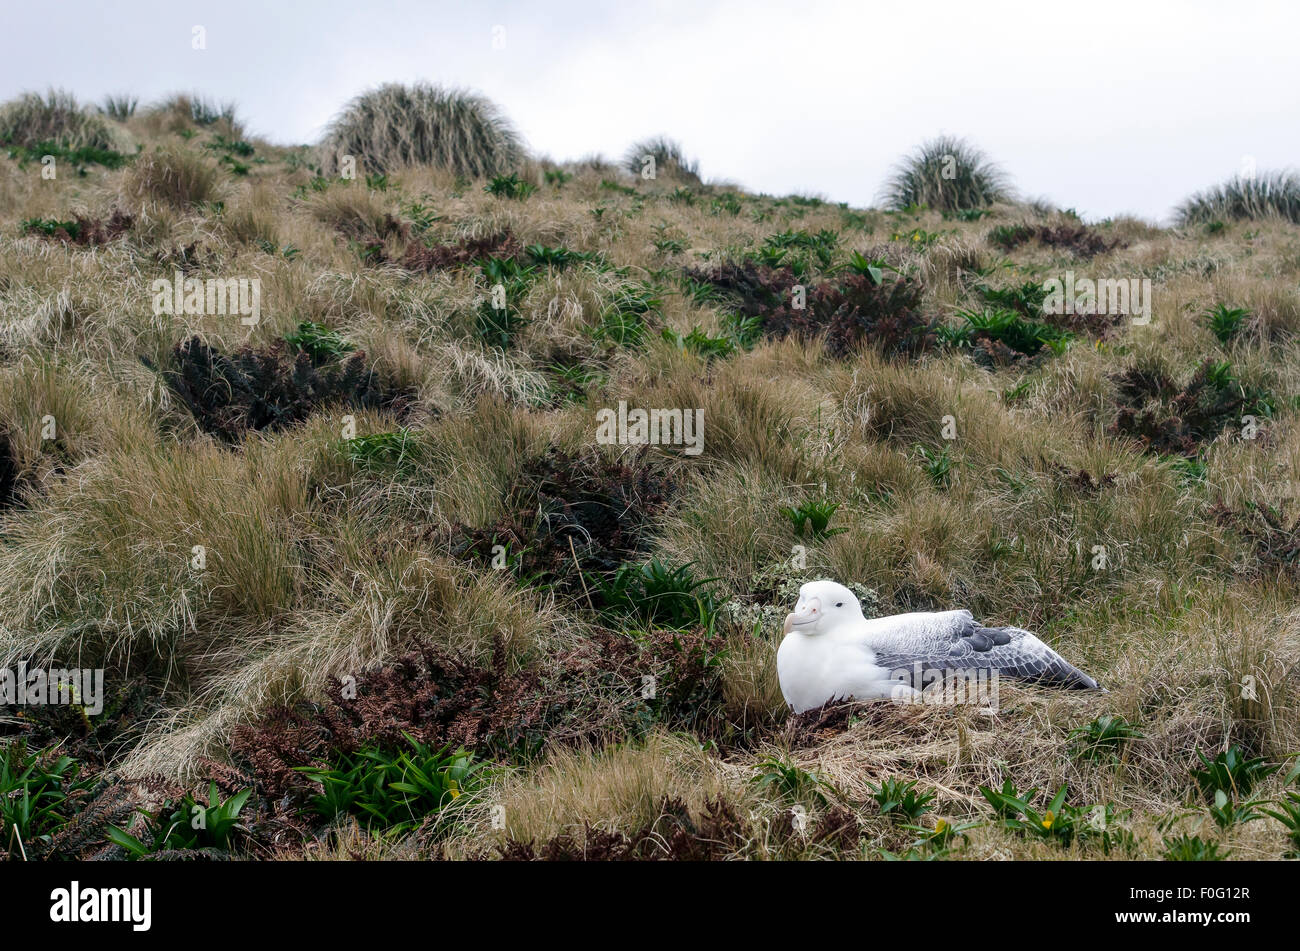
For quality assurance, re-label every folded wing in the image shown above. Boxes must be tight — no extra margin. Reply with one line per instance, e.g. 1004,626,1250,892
865,610,1099,690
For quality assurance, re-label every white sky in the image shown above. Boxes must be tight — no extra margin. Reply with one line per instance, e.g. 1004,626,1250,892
3,0,1298,222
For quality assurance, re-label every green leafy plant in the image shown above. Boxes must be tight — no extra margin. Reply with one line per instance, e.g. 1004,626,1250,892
299,734,486,837
1261,791,1300,857
711,193,743,216
476,256,537,347
915,443,955,488
205,133,255,158
896,817,981,857
401,198,440,236
108,783,252,859
1071,802,1137,856
721,312,762,350
341,429,423,472
284,320,356,361
780,498,844,538
1,742,94,858
1192,745,1278,802
763,228,837,270
980,783,1079,846
1206,304,1250,344
956,307,1072,357
979,779,1038,818
751,756,830,807
477,303,528,348
545,361,604,405
292,175,335,198
480,254,536,292
661,325,735,360
1208,788,1266,830
6,140,129,172
21,217,84,240
485,173,536,200
1068,714,1143,763
934,322,973,349
525,243,593,269
750,245,789,269
870,777,936,823
976,279,1049,316
594,309,645,347
980,782,1134,853
593,282,660,348
1172,457,1208,484
596,558,718,628
1162,833,1229,861
1284,757,1300,787
891,227,945,248
844,250,891,285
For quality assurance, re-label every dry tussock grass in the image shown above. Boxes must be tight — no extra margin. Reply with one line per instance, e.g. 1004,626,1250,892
2,100,1300,861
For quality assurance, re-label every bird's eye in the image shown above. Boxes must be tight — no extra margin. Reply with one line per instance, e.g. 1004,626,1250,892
835,602,843,608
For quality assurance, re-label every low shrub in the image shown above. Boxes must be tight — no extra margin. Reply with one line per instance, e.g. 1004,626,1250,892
147,335,412,443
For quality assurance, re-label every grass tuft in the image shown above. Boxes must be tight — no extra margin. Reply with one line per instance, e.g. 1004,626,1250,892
881,135,1011,212
623,135,700,182
0,89,117,151
320,82,525,178
1177,171,1300,225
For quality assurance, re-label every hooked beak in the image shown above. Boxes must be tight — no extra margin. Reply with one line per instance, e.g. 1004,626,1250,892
782,596,822,634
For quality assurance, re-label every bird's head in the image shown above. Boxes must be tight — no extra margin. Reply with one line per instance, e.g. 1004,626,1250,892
782,579,863,636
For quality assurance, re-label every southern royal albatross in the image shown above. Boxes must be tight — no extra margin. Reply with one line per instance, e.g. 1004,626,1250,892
777,579,1099,713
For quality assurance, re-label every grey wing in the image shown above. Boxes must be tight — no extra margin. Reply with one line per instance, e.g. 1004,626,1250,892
871,611,1100,690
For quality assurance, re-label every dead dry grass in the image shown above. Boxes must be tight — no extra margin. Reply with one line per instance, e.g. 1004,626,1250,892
2,108,1300,861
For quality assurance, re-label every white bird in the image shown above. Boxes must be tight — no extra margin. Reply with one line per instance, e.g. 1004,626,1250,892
776,579,1099,713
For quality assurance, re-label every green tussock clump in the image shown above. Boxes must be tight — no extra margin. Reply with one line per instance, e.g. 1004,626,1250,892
319,82,525,178
0,89,118,151
622,135,700,182
881,135,1011,212
120,144,223,209
142,93,243,138
1176,170,1300,225
99,94,138,121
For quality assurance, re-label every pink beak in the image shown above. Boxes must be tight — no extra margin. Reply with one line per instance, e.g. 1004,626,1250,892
783,596,821,634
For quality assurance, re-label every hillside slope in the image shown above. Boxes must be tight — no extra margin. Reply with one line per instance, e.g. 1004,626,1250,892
2,94,1300,860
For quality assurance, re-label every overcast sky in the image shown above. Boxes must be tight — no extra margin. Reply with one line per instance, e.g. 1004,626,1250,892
3,0,1297,222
